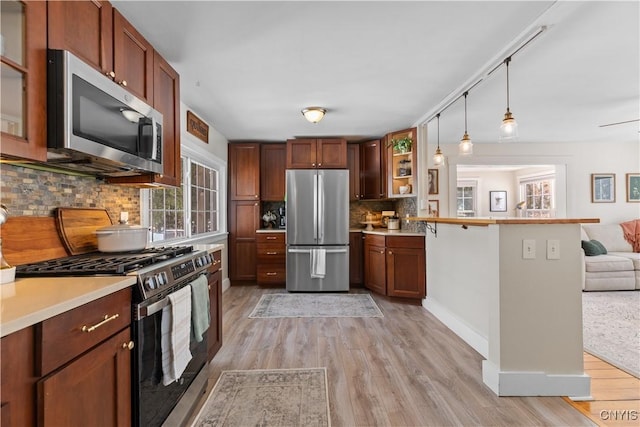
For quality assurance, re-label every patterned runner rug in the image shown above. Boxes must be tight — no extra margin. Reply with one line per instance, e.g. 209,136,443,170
191,368,330,427
582,291,640,378
248,293,383,318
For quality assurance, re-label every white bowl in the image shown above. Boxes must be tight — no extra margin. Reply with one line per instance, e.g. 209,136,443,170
0,266,16,285
399,185,410,194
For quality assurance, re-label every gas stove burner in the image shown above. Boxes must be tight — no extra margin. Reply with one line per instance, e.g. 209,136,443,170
15,246,195,277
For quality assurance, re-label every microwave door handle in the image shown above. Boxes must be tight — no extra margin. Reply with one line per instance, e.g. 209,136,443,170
137,117,153,158
152,117,160,162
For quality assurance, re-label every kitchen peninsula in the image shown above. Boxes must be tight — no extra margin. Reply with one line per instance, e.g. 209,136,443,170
408,217,599,398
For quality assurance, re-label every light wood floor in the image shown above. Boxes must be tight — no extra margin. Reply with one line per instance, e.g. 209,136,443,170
565,353,640,427
194,285,600,426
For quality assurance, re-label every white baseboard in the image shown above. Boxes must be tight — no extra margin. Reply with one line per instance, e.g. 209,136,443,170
222,278,231,292
482,360,592,397
422,297,489,358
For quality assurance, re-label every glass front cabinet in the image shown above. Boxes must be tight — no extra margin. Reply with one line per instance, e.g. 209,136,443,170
0,0,47,161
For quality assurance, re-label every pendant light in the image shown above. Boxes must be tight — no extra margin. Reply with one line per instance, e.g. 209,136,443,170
459,92,473,156
432,113,444,167
499,57,518,141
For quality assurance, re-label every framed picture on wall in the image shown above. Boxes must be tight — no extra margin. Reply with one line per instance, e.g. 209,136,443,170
489,191,507,212
428,200,439,217
591,173,616,203
428,169,439,195
627,173,640,202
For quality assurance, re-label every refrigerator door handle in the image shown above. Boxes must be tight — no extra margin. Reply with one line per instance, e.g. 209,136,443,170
288,248,348,254
318,172,324,242
313,173,318,241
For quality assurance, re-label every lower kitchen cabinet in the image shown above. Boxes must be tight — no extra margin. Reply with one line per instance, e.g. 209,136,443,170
256,232,286,286
207,250,223,361
1,326,37,427
364,234,426,299
38,327,132,426
349,231,364,286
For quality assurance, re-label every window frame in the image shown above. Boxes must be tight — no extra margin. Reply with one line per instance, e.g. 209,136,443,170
518,173,556,217
456,179,478,217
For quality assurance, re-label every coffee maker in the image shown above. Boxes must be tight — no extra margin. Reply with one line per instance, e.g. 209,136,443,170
278,206,286,228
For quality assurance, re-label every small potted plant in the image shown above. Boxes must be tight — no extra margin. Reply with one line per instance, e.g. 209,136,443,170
389,136,413,153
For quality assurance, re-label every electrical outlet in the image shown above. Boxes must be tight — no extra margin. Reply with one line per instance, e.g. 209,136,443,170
523,239,536,259
120,211,129,223
547,239,560,259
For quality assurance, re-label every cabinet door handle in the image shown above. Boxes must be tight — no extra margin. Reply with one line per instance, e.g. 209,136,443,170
379,250,385,254
388,251,393,255
82,314,119,333
118,80,127,87
254,195,258,198
266,251,277,255
122,341,135,350
266,236,277,240
106,71,115,78
318,163,322,167
266,272,277,276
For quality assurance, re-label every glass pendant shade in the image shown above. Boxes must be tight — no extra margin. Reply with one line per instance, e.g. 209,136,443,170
433,146,444,166
459,132,473,156
499,110,518,141
301,107,326,123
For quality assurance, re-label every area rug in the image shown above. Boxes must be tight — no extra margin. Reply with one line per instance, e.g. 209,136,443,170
191,368,330,427
248,293,383,318
582,291,640,378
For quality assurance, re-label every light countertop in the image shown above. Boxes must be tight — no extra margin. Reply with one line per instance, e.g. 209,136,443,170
351,228,425,237
407,217,599,226
1,276,136,338
256,229,286,233
192,243,225,252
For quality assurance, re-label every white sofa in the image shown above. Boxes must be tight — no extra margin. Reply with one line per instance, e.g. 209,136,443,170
581,223,640,291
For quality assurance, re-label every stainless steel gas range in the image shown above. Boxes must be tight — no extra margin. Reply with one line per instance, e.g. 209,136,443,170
16,246,214,426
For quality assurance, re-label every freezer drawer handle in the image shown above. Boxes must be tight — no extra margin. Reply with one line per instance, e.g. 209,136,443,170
288,248,348,254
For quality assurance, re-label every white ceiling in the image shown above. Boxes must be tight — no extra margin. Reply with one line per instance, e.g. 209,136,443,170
113,1,639,146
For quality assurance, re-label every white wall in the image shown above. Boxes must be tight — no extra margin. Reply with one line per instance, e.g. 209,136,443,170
418,130,640,224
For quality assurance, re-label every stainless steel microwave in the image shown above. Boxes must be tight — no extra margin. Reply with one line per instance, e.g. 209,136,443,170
46,49,163,176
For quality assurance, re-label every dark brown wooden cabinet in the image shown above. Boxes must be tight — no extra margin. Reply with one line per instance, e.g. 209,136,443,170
229,143,261,201
47,0,114,77
347,143,360,201
1,326,37,427
207,250,223,361
260,143,286,201
0,0,48,162
386,127,417,198
256,232,286,285
228,200,260,282
38,327,132,426
286,138,347,169
349,232,364,286
363,234,426,299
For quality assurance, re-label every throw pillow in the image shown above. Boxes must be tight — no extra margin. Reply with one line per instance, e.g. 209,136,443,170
581,239,607,256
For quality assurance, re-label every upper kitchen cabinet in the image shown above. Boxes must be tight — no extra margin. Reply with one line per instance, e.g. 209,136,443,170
0,0,47,161
47,0,114,76
386,127,417,198
48,2,154,104
360,139,385,199
260,143,286,201
229,143,261,201
106,51,181,187
286,138,347,169
347,143,360,201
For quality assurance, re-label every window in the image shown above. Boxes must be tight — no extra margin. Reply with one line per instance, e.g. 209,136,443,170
144,157,222,243
457,180,477,217
520,175,555,217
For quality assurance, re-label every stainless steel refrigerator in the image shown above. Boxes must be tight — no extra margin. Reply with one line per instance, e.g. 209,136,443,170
286,169,349,292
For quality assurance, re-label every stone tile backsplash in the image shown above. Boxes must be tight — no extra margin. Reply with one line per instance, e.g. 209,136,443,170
0,164,140,223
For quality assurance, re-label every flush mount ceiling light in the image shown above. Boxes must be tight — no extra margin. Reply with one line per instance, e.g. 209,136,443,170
301,107,326,123
499,57,519,142
459,92,473,156
432,113,444,167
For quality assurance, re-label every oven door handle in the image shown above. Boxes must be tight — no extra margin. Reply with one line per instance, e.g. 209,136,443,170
136,272,210,319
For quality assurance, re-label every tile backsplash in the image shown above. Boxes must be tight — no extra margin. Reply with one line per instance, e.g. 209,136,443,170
0,164,140,223
349,198,425,233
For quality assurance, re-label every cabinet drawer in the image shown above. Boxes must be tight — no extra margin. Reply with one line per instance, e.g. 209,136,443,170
364,234,385,247
257,265,286,283
37,287,132,376
257,243,286,263
256,233,285,244
210,250,222,273
386,235,425,249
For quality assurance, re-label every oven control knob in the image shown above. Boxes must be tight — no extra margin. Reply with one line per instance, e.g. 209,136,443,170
156,273,165,286
145,276,156,290
161,272,169,285
195,257,202,267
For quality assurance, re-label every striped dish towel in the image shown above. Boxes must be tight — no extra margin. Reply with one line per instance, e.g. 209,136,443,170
161,285,193,386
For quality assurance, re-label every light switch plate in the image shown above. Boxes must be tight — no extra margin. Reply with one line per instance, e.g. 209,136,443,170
547,239,560,259
523,239,536,259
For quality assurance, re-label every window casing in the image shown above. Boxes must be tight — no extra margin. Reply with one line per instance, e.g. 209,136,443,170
519,175,555,217
143,155,223,243
457,180,478,217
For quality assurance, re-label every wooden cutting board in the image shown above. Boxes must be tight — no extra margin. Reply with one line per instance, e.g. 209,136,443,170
55,208,113,255
1,217,70,265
